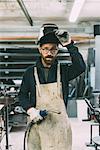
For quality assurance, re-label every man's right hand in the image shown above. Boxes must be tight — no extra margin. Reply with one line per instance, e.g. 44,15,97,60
27,107,43,122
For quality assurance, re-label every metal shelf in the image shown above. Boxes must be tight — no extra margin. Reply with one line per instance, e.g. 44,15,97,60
0,44,71,81
0,53,39,57
0,69,26,72
0,62,35,65
0,76,23,80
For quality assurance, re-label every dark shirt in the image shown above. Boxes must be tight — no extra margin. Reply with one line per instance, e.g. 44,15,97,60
18,43,86,111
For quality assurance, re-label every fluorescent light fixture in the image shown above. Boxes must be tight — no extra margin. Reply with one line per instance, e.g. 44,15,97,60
69,0,86,22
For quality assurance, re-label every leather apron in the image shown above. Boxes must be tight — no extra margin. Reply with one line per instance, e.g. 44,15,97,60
27,64,72,150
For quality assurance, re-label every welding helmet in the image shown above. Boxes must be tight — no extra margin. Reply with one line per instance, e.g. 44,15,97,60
37,23,60,45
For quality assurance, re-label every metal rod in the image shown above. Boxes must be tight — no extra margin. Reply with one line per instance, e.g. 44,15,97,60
17,0,33,26
5,104,9,150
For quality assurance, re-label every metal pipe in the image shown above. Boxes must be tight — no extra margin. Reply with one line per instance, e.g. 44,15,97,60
17,0,33,26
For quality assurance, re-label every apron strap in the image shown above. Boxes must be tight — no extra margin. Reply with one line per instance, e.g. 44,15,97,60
57,63,61,96
34,63,61,97
34,67,41,97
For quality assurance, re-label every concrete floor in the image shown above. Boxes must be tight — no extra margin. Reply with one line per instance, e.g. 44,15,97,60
71,118,99,150
0,118,99,150
0,100,100,150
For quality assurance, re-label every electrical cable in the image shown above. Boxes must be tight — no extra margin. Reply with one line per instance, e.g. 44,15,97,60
23,110,48,150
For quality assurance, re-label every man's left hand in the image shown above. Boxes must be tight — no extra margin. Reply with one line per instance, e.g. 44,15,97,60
55,30,71,47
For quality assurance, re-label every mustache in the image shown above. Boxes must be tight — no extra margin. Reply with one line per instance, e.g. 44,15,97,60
45,55,53,58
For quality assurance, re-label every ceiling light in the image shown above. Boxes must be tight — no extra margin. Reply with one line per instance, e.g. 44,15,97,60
69,0,86,23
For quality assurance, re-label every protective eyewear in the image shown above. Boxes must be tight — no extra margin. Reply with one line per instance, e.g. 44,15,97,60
41,48,58,54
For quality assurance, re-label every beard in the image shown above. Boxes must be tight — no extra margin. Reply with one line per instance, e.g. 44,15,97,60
42,55,55,65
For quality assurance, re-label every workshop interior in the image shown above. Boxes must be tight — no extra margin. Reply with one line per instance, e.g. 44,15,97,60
0,0,100,150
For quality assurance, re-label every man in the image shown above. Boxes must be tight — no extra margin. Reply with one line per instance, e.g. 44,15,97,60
18,23,86,150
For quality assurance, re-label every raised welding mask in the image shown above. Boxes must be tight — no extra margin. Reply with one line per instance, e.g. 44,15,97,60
37,23,60,45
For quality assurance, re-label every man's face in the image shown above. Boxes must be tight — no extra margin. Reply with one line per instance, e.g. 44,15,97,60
39,43,58,66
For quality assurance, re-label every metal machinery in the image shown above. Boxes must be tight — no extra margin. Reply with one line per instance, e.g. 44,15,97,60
84,35,100,114
85,98,100,150
84,25,100,150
